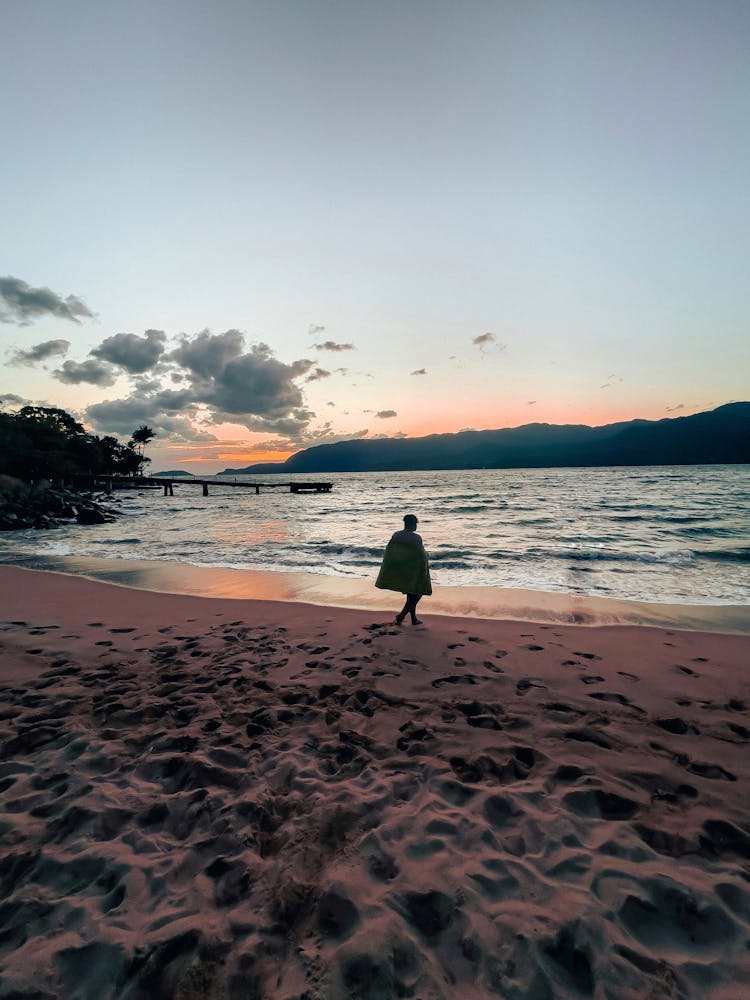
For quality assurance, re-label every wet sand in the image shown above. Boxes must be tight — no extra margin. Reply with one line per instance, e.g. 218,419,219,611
1,565,749,998
5,553,750,634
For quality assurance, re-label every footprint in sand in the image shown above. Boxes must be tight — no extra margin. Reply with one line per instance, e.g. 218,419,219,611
588,692,643,713
431,675,479,689
725,698,746,712
516,678,546,695
654,717,697,735
483,660,504,673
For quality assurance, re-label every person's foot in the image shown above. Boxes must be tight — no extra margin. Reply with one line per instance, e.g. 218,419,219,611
395,614,405,625
411,618,423,626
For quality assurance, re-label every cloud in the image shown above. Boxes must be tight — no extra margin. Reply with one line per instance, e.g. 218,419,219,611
53,359,117,386
666,403,685,412
410,368,427,376
309,323,326,336
333,367,349,375
169,330,315,429
0,276,94,325
82,328,339,447
0,393,32,409
91,329,167,373
131,377,163,394
471,332,507,353
85,390,216,441
600,374,624,389
527,400,536,405
471,333,507,355
326,401,336,407
305,367,331,382
7,339,71,366
375,409,397,418
312,340,355,352
170,328,245,378
296,422,369,446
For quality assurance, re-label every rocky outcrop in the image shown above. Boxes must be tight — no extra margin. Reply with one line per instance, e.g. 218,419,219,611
0,477,120,531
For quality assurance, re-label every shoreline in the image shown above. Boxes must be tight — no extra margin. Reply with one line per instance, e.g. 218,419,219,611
1,553,749,634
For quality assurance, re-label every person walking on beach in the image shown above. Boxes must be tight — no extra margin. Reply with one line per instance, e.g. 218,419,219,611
376,514,432,625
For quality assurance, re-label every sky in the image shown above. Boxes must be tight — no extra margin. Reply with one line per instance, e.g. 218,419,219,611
1,0,748,473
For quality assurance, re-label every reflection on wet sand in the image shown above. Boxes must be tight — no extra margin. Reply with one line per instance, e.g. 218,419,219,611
7,554,749,634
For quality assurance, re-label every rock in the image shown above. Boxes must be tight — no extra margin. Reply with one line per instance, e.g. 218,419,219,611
76,507,107,525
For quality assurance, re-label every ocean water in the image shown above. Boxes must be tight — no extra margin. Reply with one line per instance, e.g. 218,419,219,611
1,466,749,606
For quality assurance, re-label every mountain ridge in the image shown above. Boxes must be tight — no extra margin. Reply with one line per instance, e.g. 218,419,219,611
220,402,750,474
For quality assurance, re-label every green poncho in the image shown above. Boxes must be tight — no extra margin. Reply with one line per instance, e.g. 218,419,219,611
375,535,432,596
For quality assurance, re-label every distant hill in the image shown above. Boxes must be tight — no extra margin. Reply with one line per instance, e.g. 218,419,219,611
220,403,750,475
152,470,194,477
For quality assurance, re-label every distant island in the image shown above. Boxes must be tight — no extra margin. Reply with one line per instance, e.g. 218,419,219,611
151,470,194,477
221,402,750,475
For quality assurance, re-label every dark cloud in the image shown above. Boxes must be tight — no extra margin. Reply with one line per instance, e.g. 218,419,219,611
169,330,315,431
666,403,685,412
207,350,312,418
309,323,326,336
131,376,163,394
313,341,355,352
410,368,427,376
170,328,245,378
375,409,397,418
305,367,331,382
7,339,70,366
0,276,94,325
53,359,117,386
527,400,537,405
85,394,216,442
85,329,324,445
326,401,336,407
0,393,32,408
91,329,167,373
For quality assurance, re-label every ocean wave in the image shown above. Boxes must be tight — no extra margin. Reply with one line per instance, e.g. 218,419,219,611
90,537,142,545
679,525,741,538
562,549,694,565
693,547,750,563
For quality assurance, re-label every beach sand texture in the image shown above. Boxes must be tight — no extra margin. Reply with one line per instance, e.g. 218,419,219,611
1,566,749,999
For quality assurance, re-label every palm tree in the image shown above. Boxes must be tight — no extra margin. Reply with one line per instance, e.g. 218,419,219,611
129,425,155,477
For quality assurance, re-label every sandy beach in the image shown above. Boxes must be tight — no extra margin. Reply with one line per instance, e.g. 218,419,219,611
1,565,749,998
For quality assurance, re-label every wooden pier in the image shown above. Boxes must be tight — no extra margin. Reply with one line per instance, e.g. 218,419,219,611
157,478,333,497
70,474,333,497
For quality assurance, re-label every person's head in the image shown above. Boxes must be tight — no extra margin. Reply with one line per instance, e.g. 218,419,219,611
403,514,418,531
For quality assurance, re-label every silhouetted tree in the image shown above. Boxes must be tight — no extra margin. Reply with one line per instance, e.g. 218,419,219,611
0,406,144,480
129,425,155,476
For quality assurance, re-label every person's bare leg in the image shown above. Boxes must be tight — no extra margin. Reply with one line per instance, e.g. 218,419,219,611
407,594,422,625
396,597,409,625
